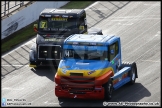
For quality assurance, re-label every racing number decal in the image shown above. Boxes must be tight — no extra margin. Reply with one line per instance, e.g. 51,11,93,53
65,50,70,57
40,20,47,28
65,50,73,57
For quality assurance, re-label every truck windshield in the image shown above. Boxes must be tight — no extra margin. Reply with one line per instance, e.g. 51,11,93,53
63,49,107,60
38,17,76,33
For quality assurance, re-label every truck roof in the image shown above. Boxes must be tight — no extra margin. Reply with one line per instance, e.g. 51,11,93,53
40,8,85,15
64,34,119,45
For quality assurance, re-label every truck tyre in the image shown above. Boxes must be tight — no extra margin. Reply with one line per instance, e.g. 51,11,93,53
129,62,137,85
104,79,113,100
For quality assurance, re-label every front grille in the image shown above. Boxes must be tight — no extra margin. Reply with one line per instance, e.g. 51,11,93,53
61,76,95,82
38,45,61,60
70,73,83,76
60,76,95,92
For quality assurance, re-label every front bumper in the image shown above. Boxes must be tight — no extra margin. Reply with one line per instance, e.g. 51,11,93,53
54,71,113,99
55,85,104,99
29,60,60,68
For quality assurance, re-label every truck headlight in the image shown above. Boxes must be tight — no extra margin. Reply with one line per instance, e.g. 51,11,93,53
62,68,67,74
43,51,47,56
61,66,70,74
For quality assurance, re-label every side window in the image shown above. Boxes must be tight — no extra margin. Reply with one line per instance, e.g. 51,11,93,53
108,41,119,61
79,14,85,26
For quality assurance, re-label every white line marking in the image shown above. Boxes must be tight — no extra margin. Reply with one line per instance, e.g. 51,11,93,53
111,15,160,18
134,42,160,61
112,18,160,21
157,31,160,33
144,3,160,6
29,89,54,103
2,87,24,90
122,21,160,49
44,101,61,105
84,1,98,10
2,66,35,85
126,75,160,101
155,31,160,37
2,40,35,58
4,64,29,66
140,60,160,63
123,36,159,61
117,3,160,42
118,22,133,25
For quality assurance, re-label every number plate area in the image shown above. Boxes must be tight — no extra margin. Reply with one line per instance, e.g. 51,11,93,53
38,45,61,60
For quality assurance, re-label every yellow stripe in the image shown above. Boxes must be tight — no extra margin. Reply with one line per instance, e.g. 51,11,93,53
84,32,88,34
29,64,37,68
57,67,114,77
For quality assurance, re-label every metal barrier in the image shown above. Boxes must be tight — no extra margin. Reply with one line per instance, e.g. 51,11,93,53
1,1,31,17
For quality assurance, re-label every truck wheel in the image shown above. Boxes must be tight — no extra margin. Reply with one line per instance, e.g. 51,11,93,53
129,62,137,84
104,79,113,100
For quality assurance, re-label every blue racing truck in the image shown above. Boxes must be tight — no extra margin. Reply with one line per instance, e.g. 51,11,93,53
54,34,138,100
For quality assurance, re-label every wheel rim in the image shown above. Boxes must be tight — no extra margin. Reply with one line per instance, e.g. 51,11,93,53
132,68,135,81
108,83,113,94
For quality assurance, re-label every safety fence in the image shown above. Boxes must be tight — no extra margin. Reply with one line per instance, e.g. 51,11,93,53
1,1,69,39
1,1,32,18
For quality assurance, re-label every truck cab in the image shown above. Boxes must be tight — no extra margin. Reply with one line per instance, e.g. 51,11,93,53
54,34,138,100
29,9,102,68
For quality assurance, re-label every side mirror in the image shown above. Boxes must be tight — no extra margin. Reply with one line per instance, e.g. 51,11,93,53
33,24,38,32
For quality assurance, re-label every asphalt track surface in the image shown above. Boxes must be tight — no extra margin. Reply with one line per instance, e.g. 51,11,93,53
1,1,161,107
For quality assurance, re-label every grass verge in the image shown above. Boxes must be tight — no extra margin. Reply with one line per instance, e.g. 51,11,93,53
1,1,95,55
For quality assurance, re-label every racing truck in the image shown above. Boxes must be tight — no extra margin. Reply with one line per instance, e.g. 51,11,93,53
54,34,138,100
29,8,102,68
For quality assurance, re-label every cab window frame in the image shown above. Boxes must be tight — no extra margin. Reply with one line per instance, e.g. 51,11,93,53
108,41,119,61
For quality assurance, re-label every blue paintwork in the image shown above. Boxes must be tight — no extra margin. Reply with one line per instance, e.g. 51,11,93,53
58,59,110,70
63,45,107,51
112,67,131,80
111,67,131,90
64,34,122,46
64,34,114,44
113,77,131,90
63,34,132,90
